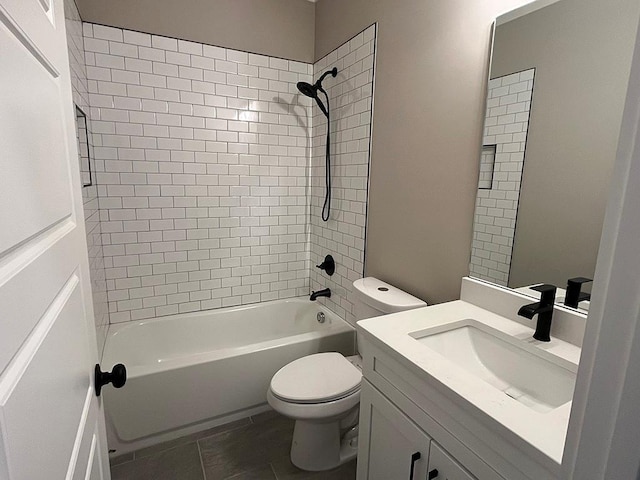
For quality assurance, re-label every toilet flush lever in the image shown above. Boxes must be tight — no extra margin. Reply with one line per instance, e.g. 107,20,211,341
95,363,127,397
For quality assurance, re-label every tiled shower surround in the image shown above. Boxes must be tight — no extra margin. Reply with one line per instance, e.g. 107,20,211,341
80,23,375,322
65,3,110,352
470,69,535,286
310,25,376,325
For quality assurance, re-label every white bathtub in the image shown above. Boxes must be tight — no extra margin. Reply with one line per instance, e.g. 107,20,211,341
102,298,355,454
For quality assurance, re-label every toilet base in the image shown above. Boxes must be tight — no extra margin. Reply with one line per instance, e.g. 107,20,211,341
290,419,358,471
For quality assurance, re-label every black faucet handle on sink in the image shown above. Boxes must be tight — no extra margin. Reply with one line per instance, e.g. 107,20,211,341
530,284,557,305
518,284,557,342
565,277,592,308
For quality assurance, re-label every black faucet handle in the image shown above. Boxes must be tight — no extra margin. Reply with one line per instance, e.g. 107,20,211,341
565,277,592,308
530,283,557,293
567,277,592,287
530,284,557,305
315,254,335,276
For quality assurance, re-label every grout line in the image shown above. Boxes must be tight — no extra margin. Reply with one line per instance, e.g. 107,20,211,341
197,440,207,480
193,418,253,444
270,463,280,480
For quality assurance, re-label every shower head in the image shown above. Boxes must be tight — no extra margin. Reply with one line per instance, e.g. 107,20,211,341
296,67,338,98
296,67,337,118
296,81,318,99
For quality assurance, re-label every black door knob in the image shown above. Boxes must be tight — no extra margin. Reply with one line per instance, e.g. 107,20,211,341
95,363,127,397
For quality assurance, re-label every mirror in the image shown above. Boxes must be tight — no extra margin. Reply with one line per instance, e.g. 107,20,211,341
470,0,638,312
75,105,92,188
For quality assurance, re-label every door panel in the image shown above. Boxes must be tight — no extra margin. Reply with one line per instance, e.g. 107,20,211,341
72,398,106,480
0,0,110,476
359,381,431,480
0,0,61,66
0,276,91,479
0,221,77,374
0,15,73,255
86,435,105,480
429,442,477,480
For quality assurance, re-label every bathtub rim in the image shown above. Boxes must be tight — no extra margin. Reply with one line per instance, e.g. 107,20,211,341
102,297,354,378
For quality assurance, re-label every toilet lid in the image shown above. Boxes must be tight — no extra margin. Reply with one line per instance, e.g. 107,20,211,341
270,352,362,403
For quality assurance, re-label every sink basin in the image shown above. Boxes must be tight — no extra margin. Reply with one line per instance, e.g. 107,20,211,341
410,320,576,413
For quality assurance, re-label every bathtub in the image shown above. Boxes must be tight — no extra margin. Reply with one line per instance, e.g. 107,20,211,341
102,297,355,454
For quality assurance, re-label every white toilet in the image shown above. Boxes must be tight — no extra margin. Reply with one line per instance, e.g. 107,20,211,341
267,277,426,471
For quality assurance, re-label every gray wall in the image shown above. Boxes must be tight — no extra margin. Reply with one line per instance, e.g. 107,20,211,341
315,0,532,304
76,0,315,63
491,0,639,289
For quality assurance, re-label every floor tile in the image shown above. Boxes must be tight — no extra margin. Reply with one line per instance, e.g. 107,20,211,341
109,452,134,467
271,456,357,480
110,443,204,480
224,464,278,479
199,413,294,479
250,409,282,424
135,417,252,459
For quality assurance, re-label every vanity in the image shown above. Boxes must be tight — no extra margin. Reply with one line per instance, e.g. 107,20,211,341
355,278,584,480
352,0,638,475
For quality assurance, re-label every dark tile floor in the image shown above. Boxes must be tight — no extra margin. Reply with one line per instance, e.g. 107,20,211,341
110,411,357,480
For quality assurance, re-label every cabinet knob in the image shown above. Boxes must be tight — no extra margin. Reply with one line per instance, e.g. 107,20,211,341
428,469,439,479
409,451,421,480
95,363,127,397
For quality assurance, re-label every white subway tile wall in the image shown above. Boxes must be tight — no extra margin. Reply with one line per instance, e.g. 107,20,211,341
309,25,376,325
64,2,110,353
470,69,535,286
83,24,315,321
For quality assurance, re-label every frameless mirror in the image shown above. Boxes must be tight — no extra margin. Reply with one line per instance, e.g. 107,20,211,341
75,105,92,188
470,0,639,312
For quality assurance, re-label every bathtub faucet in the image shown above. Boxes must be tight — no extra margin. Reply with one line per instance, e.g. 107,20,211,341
310,288,331,301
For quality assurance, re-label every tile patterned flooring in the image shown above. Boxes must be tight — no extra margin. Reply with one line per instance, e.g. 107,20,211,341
110,411,357,480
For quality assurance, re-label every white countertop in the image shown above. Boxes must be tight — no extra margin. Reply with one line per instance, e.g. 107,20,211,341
357,299,581,466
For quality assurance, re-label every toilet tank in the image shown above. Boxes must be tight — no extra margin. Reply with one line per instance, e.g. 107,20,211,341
352,277,426,321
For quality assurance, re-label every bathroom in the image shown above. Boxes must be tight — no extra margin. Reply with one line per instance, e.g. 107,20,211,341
1,0,640,478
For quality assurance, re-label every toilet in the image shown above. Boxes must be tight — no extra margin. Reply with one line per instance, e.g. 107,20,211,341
267,277,426,471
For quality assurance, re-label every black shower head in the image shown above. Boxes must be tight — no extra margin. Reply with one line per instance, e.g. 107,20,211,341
296,81,318,99
296,67,338,98
296,67,337,118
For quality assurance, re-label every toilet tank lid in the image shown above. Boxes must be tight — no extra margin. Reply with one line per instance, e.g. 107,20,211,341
352,277,426,314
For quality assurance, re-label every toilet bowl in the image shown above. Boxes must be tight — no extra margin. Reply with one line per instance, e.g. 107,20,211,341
267,277,426,471
267,352,361,471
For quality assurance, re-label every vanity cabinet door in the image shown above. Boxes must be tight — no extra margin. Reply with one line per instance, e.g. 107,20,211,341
428,441,477,480
357,380,431,480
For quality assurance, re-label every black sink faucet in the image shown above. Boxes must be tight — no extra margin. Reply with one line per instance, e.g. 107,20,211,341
518,284,557,342
564,277,592,308
310,288,331,301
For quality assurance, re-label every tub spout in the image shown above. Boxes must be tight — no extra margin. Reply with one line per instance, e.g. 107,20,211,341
310,288,331,301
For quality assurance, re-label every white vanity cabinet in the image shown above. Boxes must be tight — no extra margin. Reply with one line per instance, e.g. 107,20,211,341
356,324,564,480
428,442,477,480
356,281,581,479
358,379,477,480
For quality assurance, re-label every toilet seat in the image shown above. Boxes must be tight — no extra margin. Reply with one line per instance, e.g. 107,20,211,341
270,352,362,404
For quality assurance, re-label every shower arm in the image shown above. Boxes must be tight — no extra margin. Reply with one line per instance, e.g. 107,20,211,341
315,69,336,89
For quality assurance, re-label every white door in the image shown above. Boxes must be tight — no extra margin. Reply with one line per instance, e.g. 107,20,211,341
0,0,111,478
